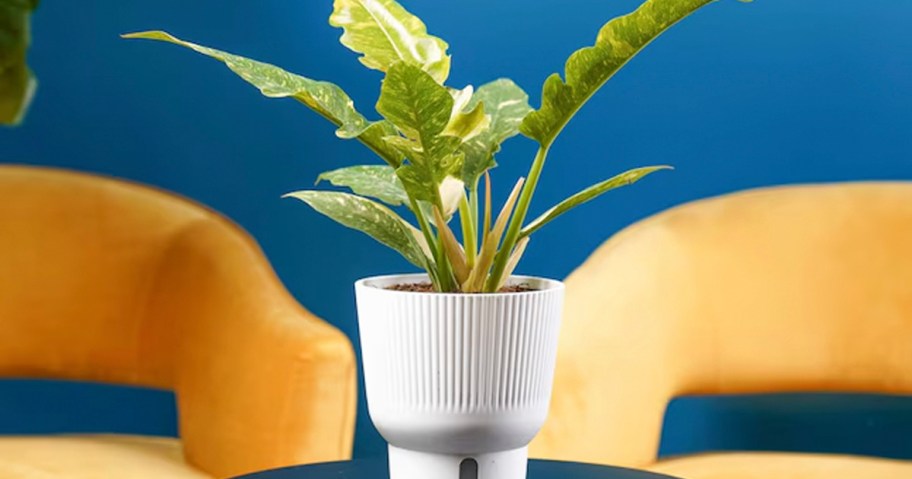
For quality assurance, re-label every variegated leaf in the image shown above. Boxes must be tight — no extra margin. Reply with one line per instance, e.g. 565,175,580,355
317,165,409,206
520,165,671,238
443,102,489,142
284,190,427,268
330,0,450,83
376,62,452,144
378,62,464,201
122,31,403,165
395,163,436,203
460,79,532,184
521,0,721,146
449,86,474,115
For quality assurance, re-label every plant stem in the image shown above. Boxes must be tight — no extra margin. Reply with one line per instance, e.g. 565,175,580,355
459,193,476,269
470,180,480,249
484,144,551,292
431,189,459,291
409,197,443,290
435,231,456,291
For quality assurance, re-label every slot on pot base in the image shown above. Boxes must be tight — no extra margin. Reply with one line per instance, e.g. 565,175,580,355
388,446,528,479
460,458,478,479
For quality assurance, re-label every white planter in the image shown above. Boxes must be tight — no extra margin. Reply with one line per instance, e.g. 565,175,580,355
355,274,564,479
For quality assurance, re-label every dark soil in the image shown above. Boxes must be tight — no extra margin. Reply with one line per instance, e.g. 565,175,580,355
387,282,535,293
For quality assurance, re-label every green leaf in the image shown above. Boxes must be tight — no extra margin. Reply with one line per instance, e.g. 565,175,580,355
377,62,452,145
317,165,409,206
284,190,427,268
329,0,450,84
520,165,671,238
358,121,405,166
0,0,38,125
394,163,436,203
460,79,533,184
378,62,464,201
521,0,718,146
122,30,403,165
394,146,463,203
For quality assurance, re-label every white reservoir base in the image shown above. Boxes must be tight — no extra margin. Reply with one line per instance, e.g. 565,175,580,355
388,445,528,479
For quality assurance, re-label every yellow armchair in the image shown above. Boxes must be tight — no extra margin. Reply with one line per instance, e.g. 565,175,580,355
0,165,356,478
531,183,912,479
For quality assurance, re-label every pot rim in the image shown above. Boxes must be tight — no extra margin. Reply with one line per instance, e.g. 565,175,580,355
355,273,564,297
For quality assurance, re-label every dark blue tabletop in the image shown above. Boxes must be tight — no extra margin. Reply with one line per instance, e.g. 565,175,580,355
234,459,682,479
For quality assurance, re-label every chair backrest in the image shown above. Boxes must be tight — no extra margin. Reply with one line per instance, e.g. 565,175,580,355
0,165,357,477
531,183,912,468
0,165,210,388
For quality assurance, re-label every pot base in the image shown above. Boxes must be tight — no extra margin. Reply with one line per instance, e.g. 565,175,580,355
388,445,528,479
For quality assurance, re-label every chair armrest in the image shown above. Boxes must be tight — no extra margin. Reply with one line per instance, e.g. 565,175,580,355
150,218,356,478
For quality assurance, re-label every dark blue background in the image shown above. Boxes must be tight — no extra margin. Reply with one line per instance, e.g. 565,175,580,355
2,0,910,462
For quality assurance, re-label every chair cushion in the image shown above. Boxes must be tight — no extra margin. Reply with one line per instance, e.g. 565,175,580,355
0,435,211,478
650,452,912,479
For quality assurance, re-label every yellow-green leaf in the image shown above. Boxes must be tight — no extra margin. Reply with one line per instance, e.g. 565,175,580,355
442,101,489,142
330,0,450,83
520,165,671,238
317,165,408,206
521,0,722,146
377,62,452,145
460,79,533,184
378,63,464,201
284,190,427,268
394,163,436,203
122,30,403,165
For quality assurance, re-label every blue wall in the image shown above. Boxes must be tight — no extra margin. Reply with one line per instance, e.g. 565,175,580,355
2,0,910,461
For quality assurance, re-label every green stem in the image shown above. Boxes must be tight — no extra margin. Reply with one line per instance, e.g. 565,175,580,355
469,180,480,246
459,193,476,269
436,231,456,291
431,190,458,291
409,197,443,290
484,144,551,292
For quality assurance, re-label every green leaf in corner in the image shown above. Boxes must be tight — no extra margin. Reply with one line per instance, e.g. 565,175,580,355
460,79,533,185
521,0,719,146
520,165,671,238
284,190,427,268
0,0,38,125
317,165,409,206
329,0,450,84
122,31,403,165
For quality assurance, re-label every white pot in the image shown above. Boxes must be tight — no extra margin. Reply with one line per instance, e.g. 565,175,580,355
355,274,565,479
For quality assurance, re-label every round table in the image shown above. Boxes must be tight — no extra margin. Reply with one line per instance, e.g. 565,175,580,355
234,459,681,479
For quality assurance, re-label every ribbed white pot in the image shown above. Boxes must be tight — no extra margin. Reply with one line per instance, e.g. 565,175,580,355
355,274,564,479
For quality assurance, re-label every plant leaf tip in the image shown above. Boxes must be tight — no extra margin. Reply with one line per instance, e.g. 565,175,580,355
121,31,160,39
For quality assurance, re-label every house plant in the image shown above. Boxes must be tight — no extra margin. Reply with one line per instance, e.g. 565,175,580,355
125,0,745,477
